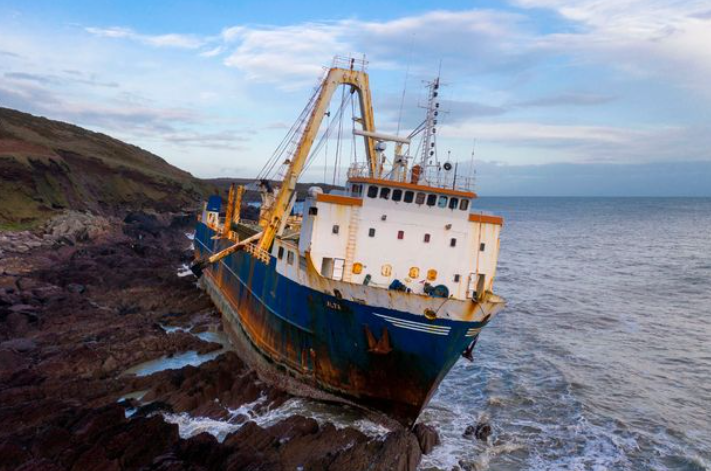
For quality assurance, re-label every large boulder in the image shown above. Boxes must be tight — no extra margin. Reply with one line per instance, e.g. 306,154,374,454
44,211,112,245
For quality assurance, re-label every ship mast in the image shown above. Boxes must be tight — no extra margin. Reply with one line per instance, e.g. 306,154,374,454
419,76,441,167
257,59,379,253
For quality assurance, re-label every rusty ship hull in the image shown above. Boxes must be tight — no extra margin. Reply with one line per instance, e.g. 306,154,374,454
195,221,495,426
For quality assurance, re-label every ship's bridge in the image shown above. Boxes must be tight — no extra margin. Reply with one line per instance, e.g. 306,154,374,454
292,173,503,302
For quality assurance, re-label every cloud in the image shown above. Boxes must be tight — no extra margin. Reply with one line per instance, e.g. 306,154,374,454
215,9,537,87
85,26,207,49
4,71,119,88
515,92,616,107
515,0,711,98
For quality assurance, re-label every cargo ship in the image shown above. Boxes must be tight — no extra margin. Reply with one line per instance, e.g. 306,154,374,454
192,57,505,427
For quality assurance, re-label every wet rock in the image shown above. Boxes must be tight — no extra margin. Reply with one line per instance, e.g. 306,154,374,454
66,283,85,294
464,420,492,442
413,423,441,455
0,337,37,353
133,401,175,417
328,429,422,471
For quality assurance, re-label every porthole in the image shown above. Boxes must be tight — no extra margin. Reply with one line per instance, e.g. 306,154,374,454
381,264,392,277
427,269,437,281
353,262,363,274
409,267,420,278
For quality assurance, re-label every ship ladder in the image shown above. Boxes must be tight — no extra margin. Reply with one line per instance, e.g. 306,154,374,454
342,206,360,282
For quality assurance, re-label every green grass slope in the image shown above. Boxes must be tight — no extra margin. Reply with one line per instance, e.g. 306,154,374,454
0,107,212,229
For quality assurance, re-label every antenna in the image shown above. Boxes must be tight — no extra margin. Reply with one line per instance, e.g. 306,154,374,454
396,36,415,137
468,139,476,185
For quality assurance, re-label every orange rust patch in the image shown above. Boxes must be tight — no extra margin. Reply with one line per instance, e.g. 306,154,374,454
316,193,363,206
468,213,504,226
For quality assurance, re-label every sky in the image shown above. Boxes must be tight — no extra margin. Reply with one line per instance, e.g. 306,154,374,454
1,0,710,195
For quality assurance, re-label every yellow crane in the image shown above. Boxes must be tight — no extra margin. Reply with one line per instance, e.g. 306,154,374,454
257,64,379,253
192,63,380,276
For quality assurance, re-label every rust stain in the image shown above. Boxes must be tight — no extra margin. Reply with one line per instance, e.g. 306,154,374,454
468,213,504,226
316,193,364,206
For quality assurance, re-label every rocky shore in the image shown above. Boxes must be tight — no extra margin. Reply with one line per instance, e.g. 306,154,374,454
0,211,439,470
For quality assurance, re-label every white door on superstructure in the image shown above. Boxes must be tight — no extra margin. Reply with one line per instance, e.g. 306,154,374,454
332,258,345,281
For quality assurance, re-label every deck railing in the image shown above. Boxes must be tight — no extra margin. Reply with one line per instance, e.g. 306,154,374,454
347,162,476,193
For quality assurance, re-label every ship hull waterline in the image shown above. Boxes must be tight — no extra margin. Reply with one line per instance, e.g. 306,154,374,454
194,222,498,427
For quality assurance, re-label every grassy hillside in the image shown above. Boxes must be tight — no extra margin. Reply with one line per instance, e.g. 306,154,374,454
0,107,213,229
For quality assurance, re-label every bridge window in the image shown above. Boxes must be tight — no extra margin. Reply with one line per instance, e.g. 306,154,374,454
308,206,318,216
449,197,459,210
480,242,486,252
438,196,448,208
460,199,469,211
416,192,426,205
423,233,431,243
380,187,391,199
368,228,376,237
404,191,414,203
450,238,457,247
453,274,461,282
426,194,437,206
392,189,403,201
287,251,294,265
367,185,378,198
332,225,340,234
352,184,363,196
278,246,284,259
397,230,405,240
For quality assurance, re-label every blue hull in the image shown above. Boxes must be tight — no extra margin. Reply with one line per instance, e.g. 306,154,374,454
194,222,487,426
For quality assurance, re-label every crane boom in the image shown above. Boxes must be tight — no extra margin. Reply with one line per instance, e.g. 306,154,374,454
257,66,378,252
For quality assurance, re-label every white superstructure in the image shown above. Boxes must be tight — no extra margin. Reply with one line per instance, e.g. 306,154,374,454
298,176,502,302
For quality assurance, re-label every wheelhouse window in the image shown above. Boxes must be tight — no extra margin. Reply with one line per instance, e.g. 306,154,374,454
332,225,340,234
449,197,459,210
367,185,378,198
308,206,318,216
423,233,431,243
438,196,448,208
287,251,294,265
416,192,426,205
278,246,284,259
392,189,403,202
397,230,405,240
404,191,414,203
450,238,457,247
426,194,437,206
380,187,391,199
453,274,461,282
460,199,469,211
351,184,363,196
480,242,486,252
368,228,376,237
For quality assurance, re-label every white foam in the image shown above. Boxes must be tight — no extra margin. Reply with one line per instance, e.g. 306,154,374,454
161,396,392,446
177,263,194,278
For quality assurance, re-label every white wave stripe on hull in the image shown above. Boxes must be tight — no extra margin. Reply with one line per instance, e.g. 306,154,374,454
465,327,482,337
375,313,451,336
